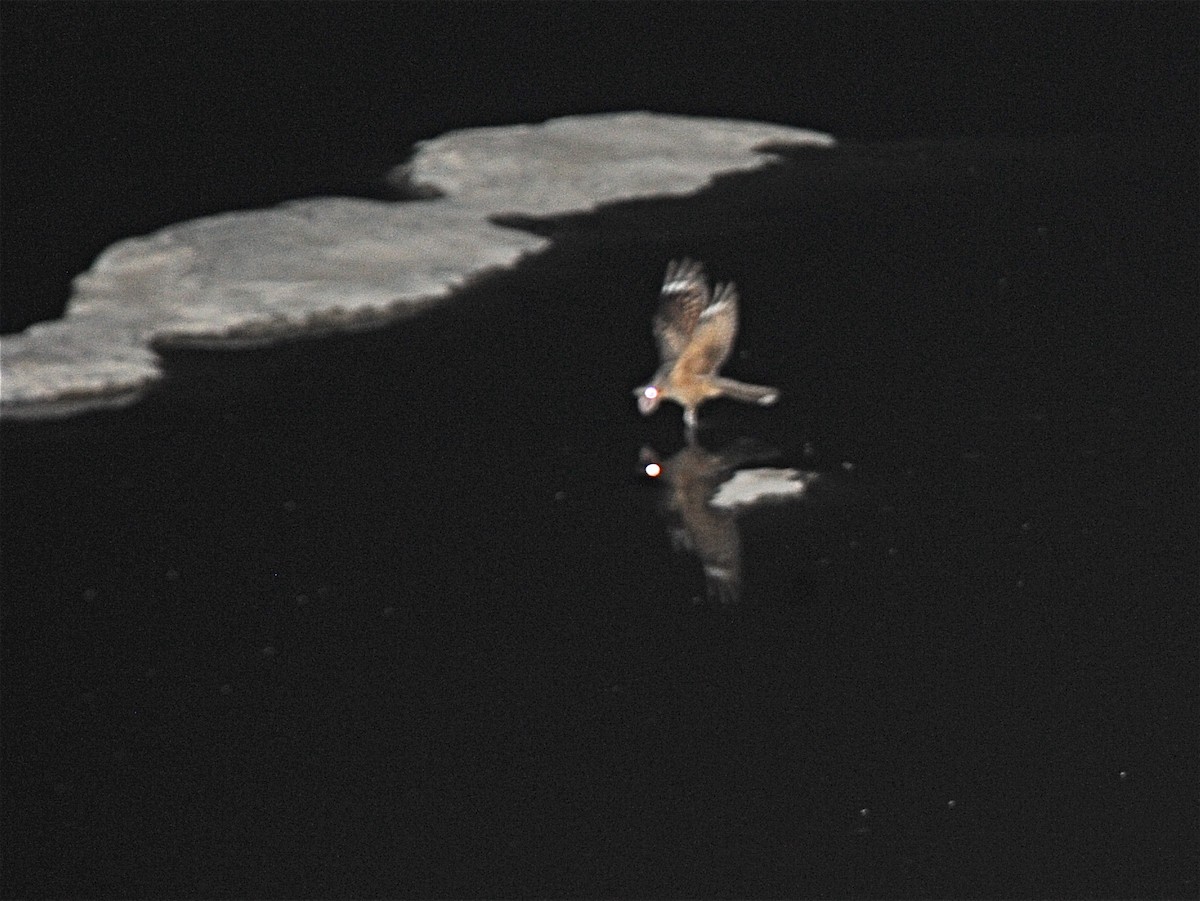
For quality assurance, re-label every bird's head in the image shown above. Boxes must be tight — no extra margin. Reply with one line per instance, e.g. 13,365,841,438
634,383,662,415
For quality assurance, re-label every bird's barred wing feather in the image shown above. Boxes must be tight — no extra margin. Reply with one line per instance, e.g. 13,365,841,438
676,280,739,379
653,258,710,363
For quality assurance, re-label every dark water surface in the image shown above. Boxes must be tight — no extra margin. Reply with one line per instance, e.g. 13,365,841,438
3,138,1196,897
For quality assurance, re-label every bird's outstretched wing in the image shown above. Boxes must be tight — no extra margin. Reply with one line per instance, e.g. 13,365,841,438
653,258,710,364
675,280,739,379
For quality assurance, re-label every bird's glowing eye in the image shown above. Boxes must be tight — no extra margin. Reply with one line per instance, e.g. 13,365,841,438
644,462,662,478
643,386,658,399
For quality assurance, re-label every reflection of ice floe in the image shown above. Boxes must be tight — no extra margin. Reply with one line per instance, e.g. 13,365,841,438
710,467,815,510
1,112,834,419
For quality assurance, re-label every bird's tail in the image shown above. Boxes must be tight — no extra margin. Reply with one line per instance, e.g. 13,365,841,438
714,378,781,406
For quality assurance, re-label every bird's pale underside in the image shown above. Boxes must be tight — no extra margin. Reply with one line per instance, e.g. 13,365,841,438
634,259,780,437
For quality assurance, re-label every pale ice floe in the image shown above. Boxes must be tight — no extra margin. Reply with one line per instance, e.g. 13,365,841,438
1,112,834,419
709,467,816,511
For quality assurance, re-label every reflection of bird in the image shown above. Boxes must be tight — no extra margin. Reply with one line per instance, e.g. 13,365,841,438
635,259,780,437
641,437,796,605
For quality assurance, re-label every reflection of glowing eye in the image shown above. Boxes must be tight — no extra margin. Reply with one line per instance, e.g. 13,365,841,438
644,462,662,478
643,386,658,399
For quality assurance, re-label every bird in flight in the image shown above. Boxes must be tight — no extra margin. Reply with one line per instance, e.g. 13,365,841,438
634,258,780,436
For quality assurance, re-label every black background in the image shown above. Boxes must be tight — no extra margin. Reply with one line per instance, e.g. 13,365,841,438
2,4,1198,899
